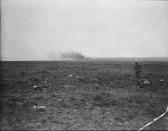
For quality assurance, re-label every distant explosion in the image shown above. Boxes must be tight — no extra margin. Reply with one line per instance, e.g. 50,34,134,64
61,51,87,60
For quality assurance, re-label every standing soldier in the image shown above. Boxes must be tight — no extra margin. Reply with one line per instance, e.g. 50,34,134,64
134,62,143,86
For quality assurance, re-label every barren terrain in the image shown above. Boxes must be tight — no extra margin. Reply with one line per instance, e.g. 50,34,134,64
1,60,168,130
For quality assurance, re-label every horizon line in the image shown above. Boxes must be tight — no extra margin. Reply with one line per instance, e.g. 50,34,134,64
1,57,168,62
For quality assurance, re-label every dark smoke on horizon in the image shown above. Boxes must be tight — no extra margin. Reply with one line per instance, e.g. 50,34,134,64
61,51,87,60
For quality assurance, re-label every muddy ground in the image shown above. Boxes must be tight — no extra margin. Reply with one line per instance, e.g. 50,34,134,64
1,60,168,130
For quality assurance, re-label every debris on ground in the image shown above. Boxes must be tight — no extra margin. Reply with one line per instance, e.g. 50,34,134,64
33,85,42,89
159,79,165,85
68,74,73,78
139,79,151,85
67,74,98,84
159,79,165,82
28,78,48,90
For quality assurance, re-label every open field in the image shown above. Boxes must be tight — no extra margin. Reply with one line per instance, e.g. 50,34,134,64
1,60,168,130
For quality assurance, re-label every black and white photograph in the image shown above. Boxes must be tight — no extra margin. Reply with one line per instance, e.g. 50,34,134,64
1,0,168,130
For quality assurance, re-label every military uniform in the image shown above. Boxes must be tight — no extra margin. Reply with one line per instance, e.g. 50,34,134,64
134,62,143,85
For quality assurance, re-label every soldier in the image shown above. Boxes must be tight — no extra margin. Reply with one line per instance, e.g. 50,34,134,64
134,62,143,86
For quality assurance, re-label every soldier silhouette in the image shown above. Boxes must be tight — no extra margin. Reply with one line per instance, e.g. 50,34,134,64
134,62,143,86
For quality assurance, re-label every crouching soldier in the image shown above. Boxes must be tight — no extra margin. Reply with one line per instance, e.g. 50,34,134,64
134,62,143,87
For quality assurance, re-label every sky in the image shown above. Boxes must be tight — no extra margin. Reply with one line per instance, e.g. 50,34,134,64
1,0,168,60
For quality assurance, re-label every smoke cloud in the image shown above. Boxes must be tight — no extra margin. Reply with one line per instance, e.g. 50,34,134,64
61,51,87,60
47,51,88,60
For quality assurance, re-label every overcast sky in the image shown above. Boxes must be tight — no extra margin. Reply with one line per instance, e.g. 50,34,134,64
1,0,168,60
